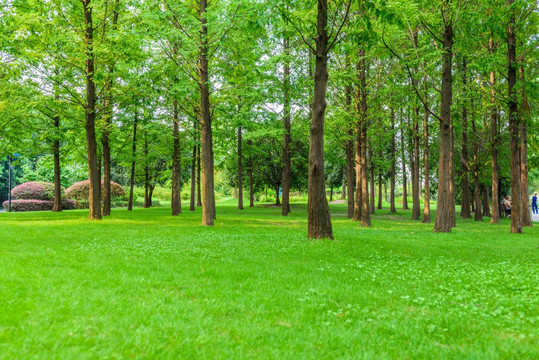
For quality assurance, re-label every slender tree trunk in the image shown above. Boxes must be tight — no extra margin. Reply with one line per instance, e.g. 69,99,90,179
196,144,202,207
422,96,431,223
341,171,346,199
483,185,491,217
52,114,62,212
171,100,182,215
200,0,214,225
149,184,154,207
83,0,101,220
101,0,119,217
377,165,382,210
353,119,362,221
390,107,396,213
345,86,355,218
434,0,453,232
307,0,333,239
281,36,291,216
275,184,280,206
190,144,196,211
520,64,531,227
489,37,500,224
460,58,471,219
369,146,375,214
401,117,409,210
472,113,482,222
144,134,150,209
248,139,254,207
329,187,333,202
238,125,244,210
450,120,456,227
411,94,421,219
507,0,522,233
358,50,371,227
128,111,137,211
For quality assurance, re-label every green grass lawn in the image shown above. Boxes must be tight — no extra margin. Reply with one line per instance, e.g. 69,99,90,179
1,200,538,359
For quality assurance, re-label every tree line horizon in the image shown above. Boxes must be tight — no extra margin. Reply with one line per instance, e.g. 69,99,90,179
0,0,537,236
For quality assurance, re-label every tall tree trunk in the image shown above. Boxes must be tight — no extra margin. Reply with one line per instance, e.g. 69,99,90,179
390,107,396,213
434,0,453,232
196,144,202,207
450,119,456,227
275,184,280,206
369,146,375,214
238,125,244,210
422,96,431,223
507,0,522,233
341,170,346,199
190,143,196,211
377,164,382,210
248,139,254,207
411,66,421,219
345,84,355,218
353,119,362,221
101,1,120,217
489,36,500,224
171,100,182,215
307,0,333,239
472,108,482,222
401,117,409,210
83,0,101,220
281,36,291,216
200,0,214,226
483,185,491,217
358,50,371,226
128,111,137,211
144,133,150,209
519,64,531,227
460,57,471,219
52,114,62,212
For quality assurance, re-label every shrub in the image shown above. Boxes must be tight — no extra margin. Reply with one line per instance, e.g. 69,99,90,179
65,180,126,202
3,199,78,212
11,181,65,201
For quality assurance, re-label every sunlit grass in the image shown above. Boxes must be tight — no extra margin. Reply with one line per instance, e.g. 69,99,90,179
0,200,538,359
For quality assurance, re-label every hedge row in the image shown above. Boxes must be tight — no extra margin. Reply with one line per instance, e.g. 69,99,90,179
2,199,78,212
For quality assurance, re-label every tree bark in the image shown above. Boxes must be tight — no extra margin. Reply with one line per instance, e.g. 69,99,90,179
275,183,280,206
52,114,62,212
307,0,333,239
238,125,244,210
128,110,137,211
197,144,202,207
482,185,491,217
369,146,375,214
248,139,254,207
377,164,382,210
358,51,370,227
190,143,196,211
281,36,291,216
390,107,396,213
519,64,531,227
433,0,453,232
422,96,431,223
345,85,355,218
460,57,471,219
472,115,482,222
83,0,101,220
507,0,522,233
489,36,500,224
401,116,409,210
144,133,150,209
200,0,214,226
171,99,182,215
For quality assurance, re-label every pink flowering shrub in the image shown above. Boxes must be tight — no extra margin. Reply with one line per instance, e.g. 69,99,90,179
65,180,126,202
3,199,77,212
11,181,65,201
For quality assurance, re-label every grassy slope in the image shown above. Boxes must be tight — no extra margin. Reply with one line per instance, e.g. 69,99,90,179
0,200,538,359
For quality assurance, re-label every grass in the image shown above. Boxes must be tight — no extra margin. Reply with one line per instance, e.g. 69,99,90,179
0,200,538,359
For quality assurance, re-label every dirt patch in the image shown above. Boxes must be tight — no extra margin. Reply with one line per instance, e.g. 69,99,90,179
329,199,346,204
